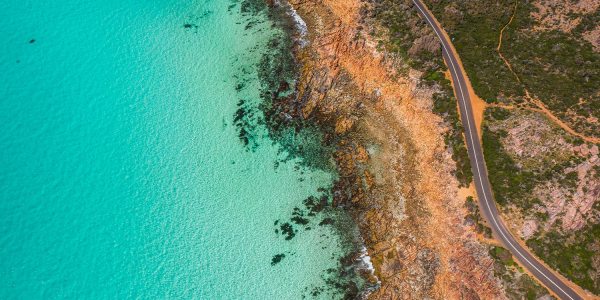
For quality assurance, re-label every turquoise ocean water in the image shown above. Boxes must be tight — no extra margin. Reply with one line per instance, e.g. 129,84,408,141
0,0,366,298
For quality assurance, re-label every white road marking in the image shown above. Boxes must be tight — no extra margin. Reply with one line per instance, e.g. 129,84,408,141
411,1,577,299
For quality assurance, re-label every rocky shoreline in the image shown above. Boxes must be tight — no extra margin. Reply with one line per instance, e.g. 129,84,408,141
275,0,510,298
235,0,379,297
246,0,549,298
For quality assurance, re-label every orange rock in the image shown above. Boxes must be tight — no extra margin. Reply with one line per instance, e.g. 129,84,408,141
335,116,354,134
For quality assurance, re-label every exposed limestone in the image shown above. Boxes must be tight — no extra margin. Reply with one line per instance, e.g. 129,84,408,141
538,157,600,232
520,219,539,240
582,25,600,52
488,109,600,233
530,0,599,33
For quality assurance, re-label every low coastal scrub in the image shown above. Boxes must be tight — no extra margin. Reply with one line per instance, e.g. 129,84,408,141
464,196,492,238
482,107,600,293
488,246,553,299
481,124,535,208
423,0,600,137
428,71,472,187
368,0,600,294
527,224,600,292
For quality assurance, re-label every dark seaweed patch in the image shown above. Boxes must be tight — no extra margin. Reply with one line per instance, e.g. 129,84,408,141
182,11,212,32
291,216,309,225
303,195,328,215
280,222,296,240
271,253,285,266
233,99,259,150
274,194,334,240
182,23,200,33
240,0,266,15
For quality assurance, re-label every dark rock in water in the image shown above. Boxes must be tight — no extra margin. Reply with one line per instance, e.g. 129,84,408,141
343,281,360,300
29,39,35,44
280,222,295,240
183,24,192,28
271,253,285,266
278,80,289,91
276,80,290,97
291,216,309,225
319,218,334,226
240,0,266,15
340,251,359,268
309,286,324,297
232,98,258,150
268,38,280,49
274,220,279,226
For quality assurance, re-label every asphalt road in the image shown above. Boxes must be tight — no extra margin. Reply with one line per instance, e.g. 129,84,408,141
411,1,583,299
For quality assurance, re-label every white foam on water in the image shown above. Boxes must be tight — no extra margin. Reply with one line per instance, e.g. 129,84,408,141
276,0,309,47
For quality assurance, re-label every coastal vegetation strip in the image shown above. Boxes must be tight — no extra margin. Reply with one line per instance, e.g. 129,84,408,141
494,1,600,144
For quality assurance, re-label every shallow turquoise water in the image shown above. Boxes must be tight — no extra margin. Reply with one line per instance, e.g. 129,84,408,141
0,0,360,298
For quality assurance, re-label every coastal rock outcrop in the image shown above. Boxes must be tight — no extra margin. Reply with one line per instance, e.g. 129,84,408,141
283,0,507,298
